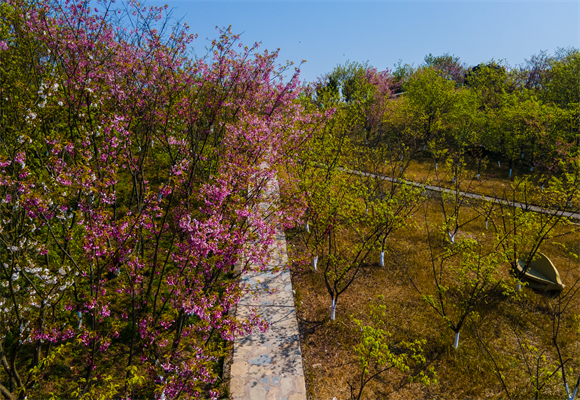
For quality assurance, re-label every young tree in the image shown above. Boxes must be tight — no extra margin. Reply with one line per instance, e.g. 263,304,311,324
348,297,436,400
295,75,422,321
483,172,579,288
410,213,519,349
295,130,380,321
353,143,424,267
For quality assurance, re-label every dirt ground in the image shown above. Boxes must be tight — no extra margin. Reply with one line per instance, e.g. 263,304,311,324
287,198,580,400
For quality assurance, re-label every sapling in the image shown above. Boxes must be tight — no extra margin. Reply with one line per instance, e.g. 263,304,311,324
486,278,580,400
330,297,337,320
410,214,519,350
293,123,379,321
361,143,422,273
436,154,480,244
348,298,436,400
487,176,579,284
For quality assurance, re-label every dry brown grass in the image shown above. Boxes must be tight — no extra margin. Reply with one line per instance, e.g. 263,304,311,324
394,153,549,200
287,196,580,400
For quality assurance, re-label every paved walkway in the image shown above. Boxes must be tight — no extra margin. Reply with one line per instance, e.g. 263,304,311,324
230,175,306,400
337,165,580,222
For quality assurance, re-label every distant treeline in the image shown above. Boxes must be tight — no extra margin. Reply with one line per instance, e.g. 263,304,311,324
309,49,579,176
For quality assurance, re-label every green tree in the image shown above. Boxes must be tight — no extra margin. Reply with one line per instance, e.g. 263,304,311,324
411,219,519,349
348,297,436,400
484,174,579,287
546,48,580,109
402,67,458,151
423,52,466,84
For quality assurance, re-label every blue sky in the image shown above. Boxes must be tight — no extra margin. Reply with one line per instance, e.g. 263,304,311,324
148,1,579,83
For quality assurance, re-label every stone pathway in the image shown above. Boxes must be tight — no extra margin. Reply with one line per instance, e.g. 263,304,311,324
230,176,306,400
328,163,580,222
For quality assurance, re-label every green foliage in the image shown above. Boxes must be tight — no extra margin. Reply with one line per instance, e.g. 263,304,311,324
392,59,415,90
348,296,436,400
403,67,458,147
546,48,580,108
416,225,520,347
486,176,578,281
324,61,372,104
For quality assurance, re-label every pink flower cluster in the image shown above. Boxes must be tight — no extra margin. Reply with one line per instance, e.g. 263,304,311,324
0,0,326,398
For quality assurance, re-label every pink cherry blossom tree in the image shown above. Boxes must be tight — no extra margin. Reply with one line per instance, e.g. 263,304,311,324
0,0,324,398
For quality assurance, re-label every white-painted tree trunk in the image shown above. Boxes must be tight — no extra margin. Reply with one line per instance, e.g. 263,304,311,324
313,256,318,271
330,298,336,320
498,161,501,167
571,384,578,400
522,153,524,159
380,251,385,267
517,281,522,291
509,169,512,177
77,311,82,329
448,231,455,244
306,222,309,233
423,145,426,151
485,219,488,230
530,166,533,171
565,382,578,400
453,331,460,349
476,173,480,179
159,376,166,400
